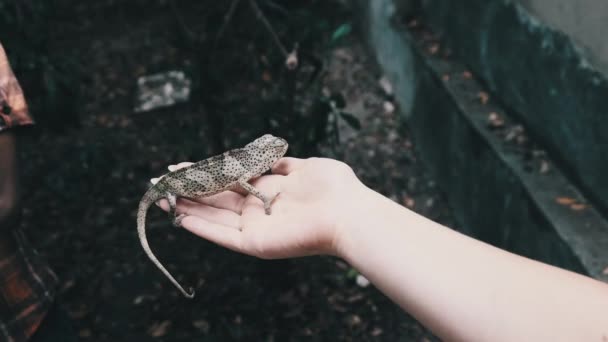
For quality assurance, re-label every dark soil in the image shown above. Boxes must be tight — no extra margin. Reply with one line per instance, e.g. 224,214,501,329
12,1,456,340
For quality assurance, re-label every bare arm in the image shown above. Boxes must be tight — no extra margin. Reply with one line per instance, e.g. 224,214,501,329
0,131,20,231
337,185,608,341
156,157,608,341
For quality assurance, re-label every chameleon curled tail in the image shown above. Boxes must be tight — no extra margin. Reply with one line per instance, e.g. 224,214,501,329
137,187,195,299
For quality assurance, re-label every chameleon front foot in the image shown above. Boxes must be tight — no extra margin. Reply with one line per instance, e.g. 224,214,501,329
263,192,281,215
173,214,187,227
238,179,280,215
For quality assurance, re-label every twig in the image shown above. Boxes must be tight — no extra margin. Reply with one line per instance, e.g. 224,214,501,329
170,0,198,44
215,0,242,46
248,0,288,57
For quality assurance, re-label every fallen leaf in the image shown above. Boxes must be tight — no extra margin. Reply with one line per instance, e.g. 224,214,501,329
462,70,473,79
79,329,92,338
478,91,489,104
67,304,89,319
570,203,587,211
487,112,504,128
371,327,383,336
383,101,395,114
428,43,439,55
404,196,415,208
539,160,550,174
148,320,172,337
555,197,576,205
378,76,394,96
133,295,146,305
505,125,524,142
346,293,365,303
345,314,362,327
442,74,450,81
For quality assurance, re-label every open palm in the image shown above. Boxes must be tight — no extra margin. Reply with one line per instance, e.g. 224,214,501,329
153,157,363,259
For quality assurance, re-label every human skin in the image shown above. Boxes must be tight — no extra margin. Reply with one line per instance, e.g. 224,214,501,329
152,157,608,341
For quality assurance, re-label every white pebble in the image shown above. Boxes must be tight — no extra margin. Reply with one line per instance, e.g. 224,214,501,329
356,274,370,287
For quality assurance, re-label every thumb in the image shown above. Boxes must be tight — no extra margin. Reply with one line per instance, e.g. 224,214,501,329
271,157,305,176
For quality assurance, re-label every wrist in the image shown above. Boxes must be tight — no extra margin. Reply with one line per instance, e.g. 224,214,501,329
331,183,396,259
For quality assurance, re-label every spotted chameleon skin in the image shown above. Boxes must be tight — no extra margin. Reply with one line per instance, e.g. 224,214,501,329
137,134,288,298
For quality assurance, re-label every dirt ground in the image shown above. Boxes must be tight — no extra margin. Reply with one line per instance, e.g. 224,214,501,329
14,2,456,341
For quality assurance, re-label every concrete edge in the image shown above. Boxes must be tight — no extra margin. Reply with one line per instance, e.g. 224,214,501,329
354,0,608,281
417,0,608,213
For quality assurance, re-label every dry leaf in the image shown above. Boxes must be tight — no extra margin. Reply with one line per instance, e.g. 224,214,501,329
371,327,383,336
442,74,450,81
487,112,504,128
67,304,89,319
505,125,524,142
570,203,587,211
555,197,576,205
478,91,489,104
346,314,362,327
192,319,210,333
79,329,92,338
428,43,439,55
378,76,394,96
383,101,395,114
404,196,415,208
539,160,550,174
148,320,172,337
462,70,472,79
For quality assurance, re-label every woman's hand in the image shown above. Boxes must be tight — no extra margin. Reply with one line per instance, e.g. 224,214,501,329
152,157,366,259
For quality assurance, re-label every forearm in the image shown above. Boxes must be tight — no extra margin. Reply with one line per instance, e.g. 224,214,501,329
335,186,608,341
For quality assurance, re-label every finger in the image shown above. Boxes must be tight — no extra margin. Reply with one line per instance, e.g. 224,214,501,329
176,199,240,228
180,216,244,254
192,191,246,213
271,157,305,175
168,162,194,172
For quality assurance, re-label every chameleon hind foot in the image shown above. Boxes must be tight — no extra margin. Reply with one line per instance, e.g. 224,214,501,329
263,192,281,215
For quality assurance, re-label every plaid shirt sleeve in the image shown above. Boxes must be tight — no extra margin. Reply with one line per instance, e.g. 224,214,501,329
0,42,58,342
0,43,34,132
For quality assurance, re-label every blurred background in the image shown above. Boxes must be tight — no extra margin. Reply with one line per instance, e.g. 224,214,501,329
2,0,607,340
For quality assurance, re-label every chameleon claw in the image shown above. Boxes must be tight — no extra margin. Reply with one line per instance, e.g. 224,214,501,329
174,214,187,227
264,192,281,215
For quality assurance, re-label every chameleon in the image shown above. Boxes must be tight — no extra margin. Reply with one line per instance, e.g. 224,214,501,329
137,134,289,298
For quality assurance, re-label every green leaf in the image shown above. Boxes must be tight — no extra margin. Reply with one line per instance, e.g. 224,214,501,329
330,93,346,109
331,23,352,43
346,267,359,279
339,112,361,130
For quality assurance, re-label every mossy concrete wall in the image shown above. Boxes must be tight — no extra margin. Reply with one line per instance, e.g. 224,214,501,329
415,0,608,213
353,0,608,281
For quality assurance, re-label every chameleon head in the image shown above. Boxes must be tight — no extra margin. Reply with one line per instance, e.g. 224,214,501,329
246,134,289,170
